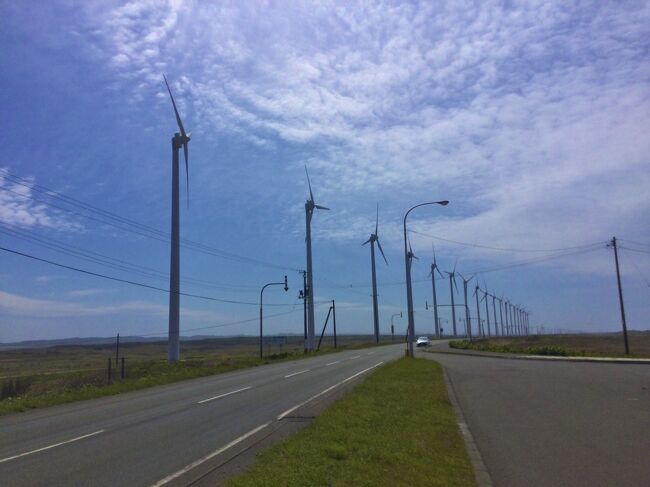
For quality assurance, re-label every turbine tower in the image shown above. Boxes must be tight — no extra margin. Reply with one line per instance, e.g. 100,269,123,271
429,245,443,339
474,283,482,337
363,204,388,344
163,74,190,363
498,295,505,336
304,166,329,351
406,237,419,342
458,273,473,339
445,261,458,336
482,283,491,337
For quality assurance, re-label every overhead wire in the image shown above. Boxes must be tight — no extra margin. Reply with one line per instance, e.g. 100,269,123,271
0,169,301,272
0,246,297,307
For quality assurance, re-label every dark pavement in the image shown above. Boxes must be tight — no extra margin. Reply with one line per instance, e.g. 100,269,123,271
422,342,650,487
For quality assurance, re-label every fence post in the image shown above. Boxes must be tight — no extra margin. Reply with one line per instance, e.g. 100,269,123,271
121,357,125,379
107,357,112,385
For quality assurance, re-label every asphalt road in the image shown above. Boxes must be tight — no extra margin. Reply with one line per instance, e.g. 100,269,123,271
0,343,405,487
424,342,650,487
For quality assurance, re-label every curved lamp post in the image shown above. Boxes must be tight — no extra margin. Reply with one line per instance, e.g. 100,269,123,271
260,276,288,360
390,311,402,342
403,200,449,358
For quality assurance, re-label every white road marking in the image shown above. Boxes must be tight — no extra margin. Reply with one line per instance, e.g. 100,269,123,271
367,352,374,355
0,430,104,464
350,355,361,360
149,422,270,487
277,362,384,420
197,386,252,404
325,360,340,366
284,369,310,378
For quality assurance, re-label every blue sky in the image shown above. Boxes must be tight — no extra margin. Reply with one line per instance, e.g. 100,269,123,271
1,0,649,343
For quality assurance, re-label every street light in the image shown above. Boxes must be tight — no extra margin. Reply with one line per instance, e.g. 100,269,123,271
260,276,288,360
390,311,402,342
403,200,449,358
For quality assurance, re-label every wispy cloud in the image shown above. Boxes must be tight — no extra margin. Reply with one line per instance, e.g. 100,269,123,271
0,172,81,231
80,2,650,262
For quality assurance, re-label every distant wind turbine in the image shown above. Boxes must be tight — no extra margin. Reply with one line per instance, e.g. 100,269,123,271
163,74,191,363
474,283,483,337
491,293,499,337
482,282,491,337
304,165,329,352
406,237,418,340
363,204,388,344
445,260,459,336
458,272,474,339
429,244,443,338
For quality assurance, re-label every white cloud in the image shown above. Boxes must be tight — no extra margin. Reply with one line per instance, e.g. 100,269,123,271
0,171,81,231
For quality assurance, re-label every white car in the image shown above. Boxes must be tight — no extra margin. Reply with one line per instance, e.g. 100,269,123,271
416,336,430,347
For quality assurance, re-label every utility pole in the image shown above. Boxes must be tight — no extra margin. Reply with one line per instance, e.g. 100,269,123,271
609,237,629,355
299,270,307,353
332,299,337,348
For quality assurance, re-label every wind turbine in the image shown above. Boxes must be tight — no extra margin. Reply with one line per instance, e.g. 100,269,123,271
458,273,474,339
491,293,499,337
429,244,444,339
473,283,483,337
498,294,505,336
363,204,388,344
482,282,491,337
304,165,329,352
405,237,418,341
445,261,458,336
163,74,191,363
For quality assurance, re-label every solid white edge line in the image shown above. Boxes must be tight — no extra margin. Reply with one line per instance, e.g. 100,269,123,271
350,355,361,359
197,386,252,404
277,361,384,420
0,430,104,464
325,360,340,366
149,422,270,487
284,369,310,378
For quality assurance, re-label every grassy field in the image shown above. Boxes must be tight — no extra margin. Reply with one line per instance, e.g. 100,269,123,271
449,330,650,358
0,335,390,416
227,358,474,487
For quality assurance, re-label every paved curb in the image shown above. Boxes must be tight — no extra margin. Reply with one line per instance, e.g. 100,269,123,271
439,362,493,487
424,348,650,364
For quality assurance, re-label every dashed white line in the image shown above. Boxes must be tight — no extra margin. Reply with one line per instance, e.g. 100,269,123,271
149,422,270,487
325,360,340,366
284,369,310,378
350,355,361,360
277,362,384,420
0,430,105,464
197,386,252,404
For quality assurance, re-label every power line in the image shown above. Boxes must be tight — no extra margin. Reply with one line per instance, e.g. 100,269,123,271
619,248,650,288
408,229,606,253
0,169,301,272
619,238,650,248
618,246,650,255
0,223,260,293
0,245,295,307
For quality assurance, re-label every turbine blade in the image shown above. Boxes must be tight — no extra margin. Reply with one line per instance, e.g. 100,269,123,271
362,237,371,246
376,238,388,265
314,204,330,210
163,74,187,138
375,203,379,236
452,258,458,274
184,143,189,207
453,275,458,292
435,266,444,278
305,165,314,202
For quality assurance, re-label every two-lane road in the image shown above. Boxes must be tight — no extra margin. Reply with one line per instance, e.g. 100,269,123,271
1,344,405,486
423,343,650,487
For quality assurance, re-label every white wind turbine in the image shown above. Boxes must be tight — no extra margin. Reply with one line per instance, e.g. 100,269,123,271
163,74,191,363
363,204,388,344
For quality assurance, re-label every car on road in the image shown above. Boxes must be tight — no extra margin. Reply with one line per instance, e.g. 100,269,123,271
416,336,430,347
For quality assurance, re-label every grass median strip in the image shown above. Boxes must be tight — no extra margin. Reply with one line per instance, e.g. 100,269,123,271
226,358,474,487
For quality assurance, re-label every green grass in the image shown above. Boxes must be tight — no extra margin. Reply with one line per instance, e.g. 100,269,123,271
448,340,572,356
448,331,650,358
0,336,390,416
226,358,475,487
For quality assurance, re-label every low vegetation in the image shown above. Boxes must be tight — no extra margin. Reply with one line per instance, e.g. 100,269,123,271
448,331,650,358
0,335,387,416
227,358,474,487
